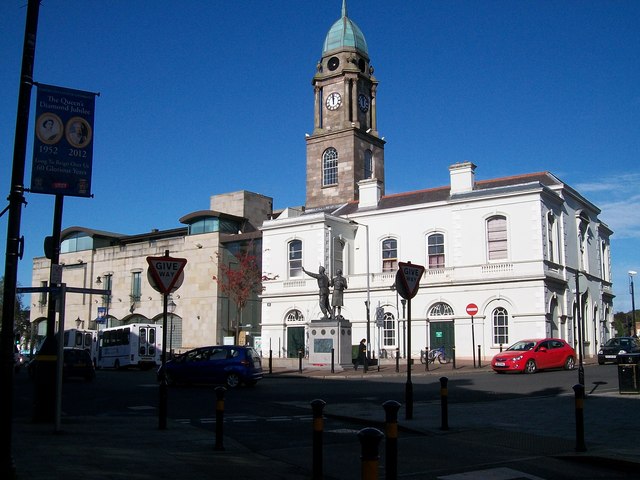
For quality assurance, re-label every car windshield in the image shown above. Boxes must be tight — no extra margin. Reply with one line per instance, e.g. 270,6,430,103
604,339,620,347
507,341,536,352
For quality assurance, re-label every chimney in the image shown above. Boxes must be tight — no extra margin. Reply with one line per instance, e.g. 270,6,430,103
449,162,476,194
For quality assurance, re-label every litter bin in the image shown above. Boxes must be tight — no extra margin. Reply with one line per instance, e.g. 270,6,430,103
617,353,640,394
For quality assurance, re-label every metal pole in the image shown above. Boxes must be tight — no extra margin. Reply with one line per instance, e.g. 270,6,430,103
1,6,41,474
629,272,636,336
159,290,169,429
471,315,476,368
575,272,584,386
405,298,413,420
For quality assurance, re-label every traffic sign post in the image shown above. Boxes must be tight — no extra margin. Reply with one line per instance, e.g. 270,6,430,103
467,304,478,368
147,251,187,430
396,262,425,420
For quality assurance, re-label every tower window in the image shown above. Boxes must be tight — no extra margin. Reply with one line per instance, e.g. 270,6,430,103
364,150,373,179
322,148,338,186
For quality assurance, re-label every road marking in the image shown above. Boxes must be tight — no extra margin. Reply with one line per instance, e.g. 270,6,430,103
438,466,545,480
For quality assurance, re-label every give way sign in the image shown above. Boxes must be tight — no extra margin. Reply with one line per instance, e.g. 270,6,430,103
396,262,425,300
147,254,187,294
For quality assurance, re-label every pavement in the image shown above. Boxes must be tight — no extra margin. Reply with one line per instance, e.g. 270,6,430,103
8,358,640,479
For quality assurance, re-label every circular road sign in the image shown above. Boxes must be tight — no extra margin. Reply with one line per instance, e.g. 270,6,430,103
466,303,479,316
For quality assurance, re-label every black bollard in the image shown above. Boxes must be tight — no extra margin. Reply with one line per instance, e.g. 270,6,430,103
311,399,326,480
395,348,400,373
477,345,482,368
425,347,430,372
298,349,303,372
331,347,335,373
439,376,449,431
358,427,384,480
214,386,226,451
451,346,456,369
269,349,273,374
383,401,401,480
573,384,587,452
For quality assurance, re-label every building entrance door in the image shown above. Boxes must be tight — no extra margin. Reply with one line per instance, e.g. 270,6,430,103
287,326,305,358
429,321,455,359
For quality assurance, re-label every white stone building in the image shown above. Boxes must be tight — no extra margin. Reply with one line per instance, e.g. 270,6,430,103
258,2,614,364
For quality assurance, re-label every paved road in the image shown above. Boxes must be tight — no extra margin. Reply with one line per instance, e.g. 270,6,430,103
8,361,640,479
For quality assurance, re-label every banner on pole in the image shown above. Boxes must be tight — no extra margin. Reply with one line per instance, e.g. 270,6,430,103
31,83,97,197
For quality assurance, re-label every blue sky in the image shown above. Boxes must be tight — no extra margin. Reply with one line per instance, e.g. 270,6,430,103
1,1,638,311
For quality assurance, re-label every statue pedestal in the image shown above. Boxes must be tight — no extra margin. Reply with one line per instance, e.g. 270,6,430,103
308,318,353,369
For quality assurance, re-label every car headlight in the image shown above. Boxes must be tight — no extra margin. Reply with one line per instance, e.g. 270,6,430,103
619,349,628,354
598,349,603,354
513,355,524,361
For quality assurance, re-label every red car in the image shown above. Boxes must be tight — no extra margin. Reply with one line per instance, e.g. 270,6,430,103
491,338,576,374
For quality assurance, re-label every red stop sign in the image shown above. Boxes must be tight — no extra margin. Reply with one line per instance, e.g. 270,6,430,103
466,303,478,316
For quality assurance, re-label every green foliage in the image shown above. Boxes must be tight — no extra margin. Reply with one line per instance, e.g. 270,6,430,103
0,276,31,346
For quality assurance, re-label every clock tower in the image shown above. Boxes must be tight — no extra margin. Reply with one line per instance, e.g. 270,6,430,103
305,1,385,209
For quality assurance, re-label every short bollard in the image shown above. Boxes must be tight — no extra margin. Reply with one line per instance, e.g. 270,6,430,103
477,345,482,368
383,400,401,480
451,346,456,369
298,349,303,372
358,427,384,480
311,399,326,480
269,349,273,374
573,384,587,452
425,347,430,372
331,348,335,373
439,376,449,431
395,348,400,373
214,386,226,451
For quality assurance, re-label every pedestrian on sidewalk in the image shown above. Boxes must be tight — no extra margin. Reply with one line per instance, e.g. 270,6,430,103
355,338,366,370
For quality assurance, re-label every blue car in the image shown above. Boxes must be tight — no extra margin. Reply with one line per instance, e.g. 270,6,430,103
159,345,262,388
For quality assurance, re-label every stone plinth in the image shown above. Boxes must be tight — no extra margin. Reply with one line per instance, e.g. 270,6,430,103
307,318,353,369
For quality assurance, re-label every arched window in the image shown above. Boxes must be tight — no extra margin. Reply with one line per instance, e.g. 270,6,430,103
60,232,93,253
286,309,305,322
492,307,509,346
487,215,508,260
382,311,396,347
364,150,373,179
427,233,445,269
428,302,454,316
382,238,397,272
288,240,302,278
322,147,338,186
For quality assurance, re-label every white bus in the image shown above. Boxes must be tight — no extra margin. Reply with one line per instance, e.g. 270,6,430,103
97,323,162,370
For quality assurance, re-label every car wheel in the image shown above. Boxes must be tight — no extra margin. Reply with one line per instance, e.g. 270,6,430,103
524,359,537,374
564,356,575,370
226,372,241,388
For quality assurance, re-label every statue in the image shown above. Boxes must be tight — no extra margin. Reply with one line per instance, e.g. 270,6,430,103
302,266,333,319
330,269,347,318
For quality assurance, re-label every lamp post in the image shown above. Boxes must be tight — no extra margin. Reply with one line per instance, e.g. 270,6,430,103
350,220,370,371
575,272,584,386
400,298,406,358
168,300,177,357
629,271,637,336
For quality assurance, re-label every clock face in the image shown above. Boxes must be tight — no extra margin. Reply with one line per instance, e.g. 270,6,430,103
358,94,370,112
326,92,342,111
328,56,340,71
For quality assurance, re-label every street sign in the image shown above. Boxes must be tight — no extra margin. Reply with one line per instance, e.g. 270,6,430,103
397,262,425,300
466,303,478,316
146,255,187,294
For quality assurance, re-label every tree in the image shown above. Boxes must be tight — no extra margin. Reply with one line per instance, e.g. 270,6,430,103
0,277,30,350
212,242,277,343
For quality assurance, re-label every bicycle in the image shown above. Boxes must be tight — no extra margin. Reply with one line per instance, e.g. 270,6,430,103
420,346,449,364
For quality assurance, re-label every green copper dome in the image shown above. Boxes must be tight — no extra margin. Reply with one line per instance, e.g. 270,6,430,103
322,0,368,55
